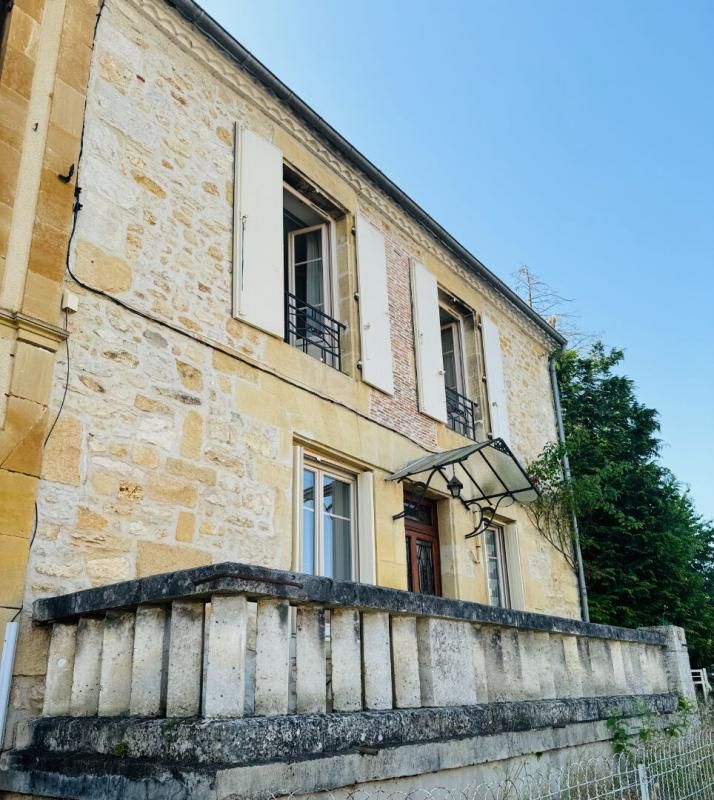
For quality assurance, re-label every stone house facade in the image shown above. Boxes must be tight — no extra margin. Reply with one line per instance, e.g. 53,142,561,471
0,0,583,706
0,2,700,797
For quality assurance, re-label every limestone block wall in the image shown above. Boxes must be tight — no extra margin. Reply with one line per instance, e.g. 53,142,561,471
0,0,100,676
19,0,580,658
21,0,580,616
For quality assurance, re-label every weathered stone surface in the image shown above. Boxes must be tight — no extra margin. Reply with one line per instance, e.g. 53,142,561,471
254,599,289,716
129,606,167,717
330,608,362,712
41,415,81,486
417,617,476,707
73,240,132,292
295,607,326,714
42,624,76,717
391,615,420,708
20,691,680,765
203,595,247,718
31,561,670,648
98,611,134,717
69,617,103,717
359,611,392,710
165,601,204,717
135,542,210,578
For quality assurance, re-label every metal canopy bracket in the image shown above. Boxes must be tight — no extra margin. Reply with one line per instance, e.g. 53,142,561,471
387,438,538,539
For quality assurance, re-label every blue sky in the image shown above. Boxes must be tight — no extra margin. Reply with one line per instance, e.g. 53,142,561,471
200,0,714,519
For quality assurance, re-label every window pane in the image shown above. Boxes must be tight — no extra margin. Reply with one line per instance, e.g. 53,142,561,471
323,474,352,580
441,326,458,391
294,230,324,310
485,530,502,607
303,469,316,575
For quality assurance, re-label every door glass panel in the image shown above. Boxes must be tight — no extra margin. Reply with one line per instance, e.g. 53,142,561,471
406,539,413,592
302,468,316,575
416,540,436,595
323,474,352,580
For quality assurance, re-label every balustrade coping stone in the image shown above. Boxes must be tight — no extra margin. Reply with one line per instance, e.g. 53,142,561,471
4,694,676,773
33,561,668,645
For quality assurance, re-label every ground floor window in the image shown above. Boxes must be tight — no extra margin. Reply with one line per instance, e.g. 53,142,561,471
485,525,510,608
302,460,356,580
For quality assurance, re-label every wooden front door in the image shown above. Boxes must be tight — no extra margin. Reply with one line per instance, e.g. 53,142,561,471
404,496,441,596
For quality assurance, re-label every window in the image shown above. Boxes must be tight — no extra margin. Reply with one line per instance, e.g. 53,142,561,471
440,305,479,440
302,460,357,580
484,525,510,608
283,182,344,369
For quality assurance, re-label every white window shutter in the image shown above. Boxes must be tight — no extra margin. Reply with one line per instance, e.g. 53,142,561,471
410,259,447,422
357,472,376,584
233,126,284,338
481,315,511,444
354,215,394,395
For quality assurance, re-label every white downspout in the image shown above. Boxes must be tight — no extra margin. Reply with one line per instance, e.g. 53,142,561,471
0,620,19,750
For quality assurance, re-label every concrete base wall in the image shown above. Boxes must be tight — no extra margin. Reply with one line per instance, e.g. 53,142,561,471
0,694,678,800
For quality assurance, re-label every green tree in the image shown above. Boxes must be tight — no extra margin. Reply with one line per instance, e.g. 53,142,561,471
556,344,714,666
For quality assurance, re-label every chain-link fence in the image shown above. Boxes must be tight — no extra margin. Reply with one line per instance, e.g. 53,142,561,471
272,727,714,800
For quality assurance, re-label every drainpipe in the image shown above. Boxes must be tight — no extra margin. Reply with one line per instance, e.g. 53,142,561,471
0,620,19,750
549,350,590,623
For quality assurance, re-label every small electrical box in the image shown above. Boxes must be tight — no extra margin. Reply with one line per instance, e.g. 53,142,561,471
61,289,79,313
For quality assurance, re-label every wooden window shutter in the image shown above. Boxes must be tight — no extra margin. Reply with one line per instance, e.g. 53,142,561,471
354,215,394,395
410,259,447,422
481,315,511,444
232,126,284,338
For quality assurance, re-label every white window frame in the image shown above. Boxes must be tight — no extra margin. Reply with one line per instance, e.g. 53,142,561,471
484,524,511,609
284,183,338,315
287,223,332,318
301,456,359,581
439,306,468,397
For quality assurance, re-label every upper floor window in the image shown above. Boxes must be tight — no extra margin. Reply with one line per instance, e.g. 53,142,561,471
283,182,345,370
439,302,480,441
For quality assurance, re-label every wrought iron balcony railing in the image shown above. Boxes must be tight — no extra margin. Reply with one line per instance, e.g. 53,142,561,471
285,291,345,371
446,386,479,440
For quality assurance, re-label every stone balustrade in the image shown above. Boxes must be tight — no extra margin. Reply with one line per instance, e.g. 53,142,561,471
32,562,694,722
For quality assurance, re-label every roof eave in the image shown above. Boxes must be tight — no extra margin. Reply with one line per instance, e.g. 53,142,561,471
165,0,567,346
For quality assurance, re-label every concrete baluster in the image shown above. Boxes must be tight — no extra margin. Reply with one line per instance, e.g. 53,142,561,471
548,635,566,699
608,640,628,696
69,617,103,716
391,616,421,708
203,595,248,718
576,638,595,695
561,635,584,698
531,631,556,699
129,605,168,717
622,641,644,694
417,617,476,706
42,622,77,717
362,611,393,710
489,628,529,702
295,607,326,713
254,599,290,716
330,608,362,712
98,611,135,716
470,625,489,703
166,600,205,717
587,638,615,696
